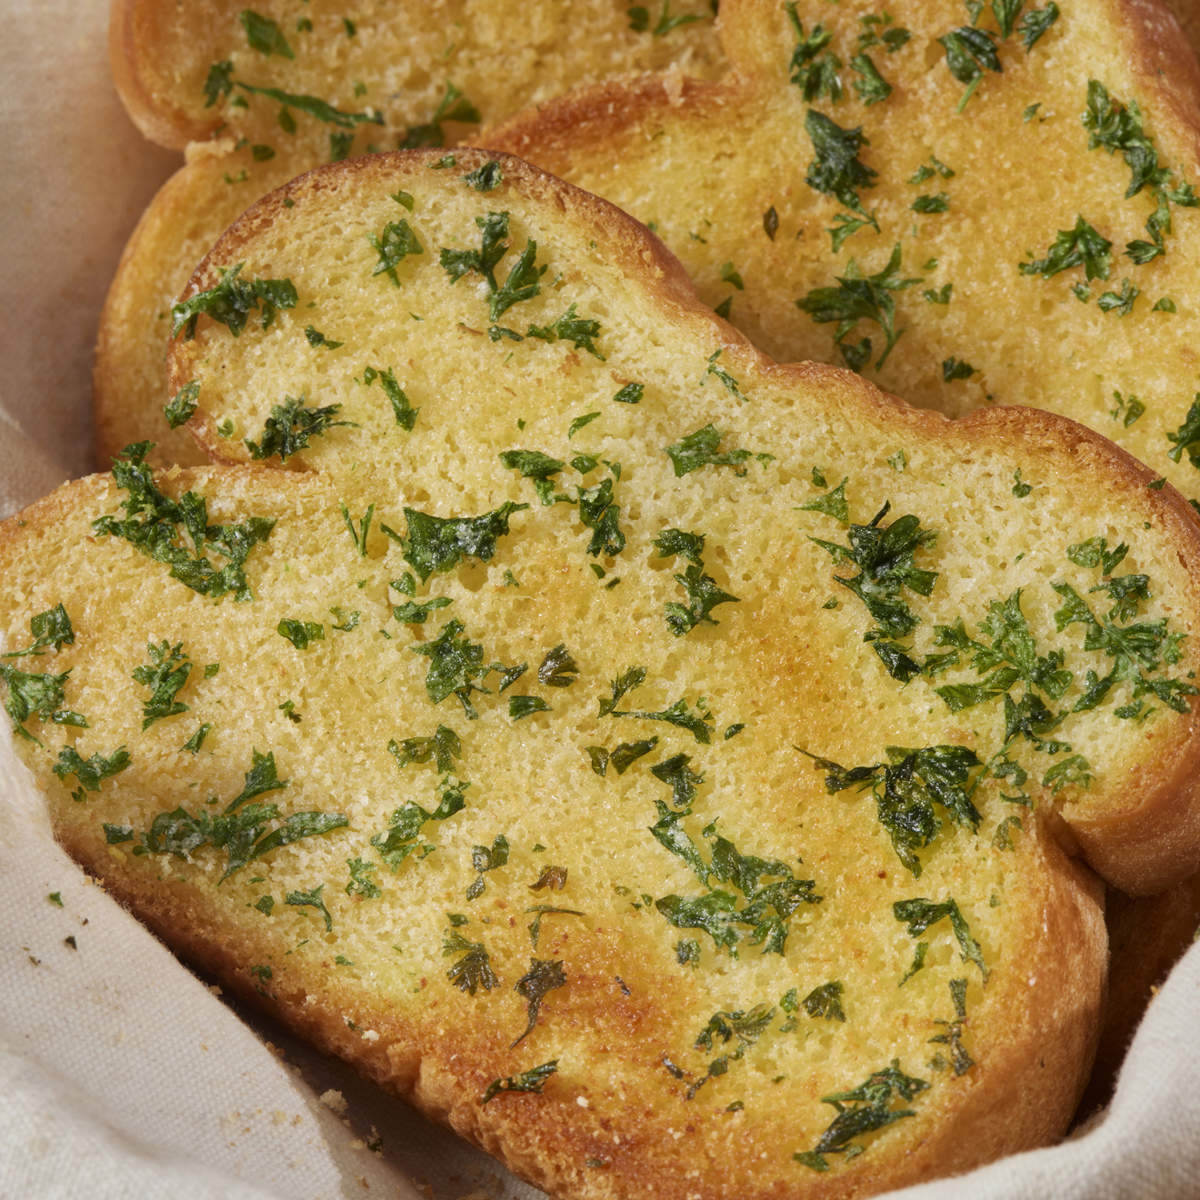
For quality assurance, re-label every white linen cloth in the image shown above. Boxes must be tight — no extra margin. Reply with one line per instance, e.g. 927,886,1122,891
0,2,1196,1197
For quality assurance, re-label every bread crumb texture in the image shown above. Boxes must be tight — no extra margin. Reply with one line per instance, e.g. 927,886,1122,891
10,150,1200,1200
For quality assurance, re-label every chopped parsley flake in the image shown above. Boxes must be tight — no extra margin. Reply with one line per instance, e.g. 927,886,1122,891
894,896,987,978
391,503,528,581
937,25,1000,110
372,777,467,869
810,502,937,640
400,81,479,148
784,8,843,103
653,528,740,635
277,618,324,650
164,381,200,428
171,263,297,340
628,1,703,35
797,244,920,371
665,424,759,477
2,604,75,659
285,884,332,931
244,397,353,461
440,210,545,322
794,1062,928,1171
234,82,384,129
53,746,130,794
803,981,846,1022
804,111,878,222
463,160,503,191
92,443,275,601
481,1060,557,1103
133,640,191,728
527,305,604,359
240,11,294,58
512,958,567,1045
363,365,419,431
1020,215,1113,281
368,218,423,285
803,745,981,877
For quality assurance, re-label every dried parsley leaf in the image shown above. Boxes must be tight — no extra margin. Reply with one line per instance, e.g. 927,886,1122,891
803,744,981,877
893,896,987,978
512,958,567,1045
794,1061,928,1171
367,218,423,285
804,111,878,217
811,502,937,640
394,503,528,581
797,244,921,370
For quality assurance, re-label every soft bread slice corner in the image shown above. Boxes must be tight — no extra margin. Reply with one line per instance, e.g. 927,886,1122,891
10,148,1200,1198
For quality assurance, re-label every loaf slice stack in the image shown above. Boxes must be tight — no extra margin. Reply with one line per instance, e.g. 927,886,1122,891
96,0,725,467
9,149,1200,1199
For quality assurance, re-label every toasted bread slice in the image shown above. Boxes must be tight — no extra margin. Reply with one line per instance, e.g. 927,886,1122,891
97,0,725,467
110,0,726,153
10,148,1200,1198
482,0,1200,504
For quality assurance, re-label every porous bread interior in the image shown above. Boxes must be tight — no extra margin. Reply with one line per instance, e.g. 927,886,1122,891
480,0,1200,505
98,0,725,467
114,0,726,152
23,147,1200,1198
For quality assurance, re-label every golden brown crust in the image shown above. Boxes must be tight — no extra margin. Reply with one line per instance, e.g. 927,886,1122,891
478,0,1200,505
93,148,303,468
108,0,729,152
97,1,731,465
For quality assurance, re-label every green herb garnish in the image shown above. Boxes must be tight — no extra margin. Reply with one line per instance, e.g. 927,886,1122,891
244,397,353,461
171,263,297,339
133,640,191,728
794,1061,928,1171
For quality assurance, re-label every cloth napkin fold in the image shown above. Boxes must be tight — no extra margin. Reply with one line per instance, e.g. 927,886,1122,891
1,1,1196,1197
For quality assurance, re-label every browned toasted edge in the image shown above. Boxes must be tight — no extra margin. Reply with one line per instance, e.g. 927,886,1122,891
93,159,211,469
478,71,741,172
50,811,1103,1200
1121,0,1200,138
164,146,714,470
108,0,211,151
